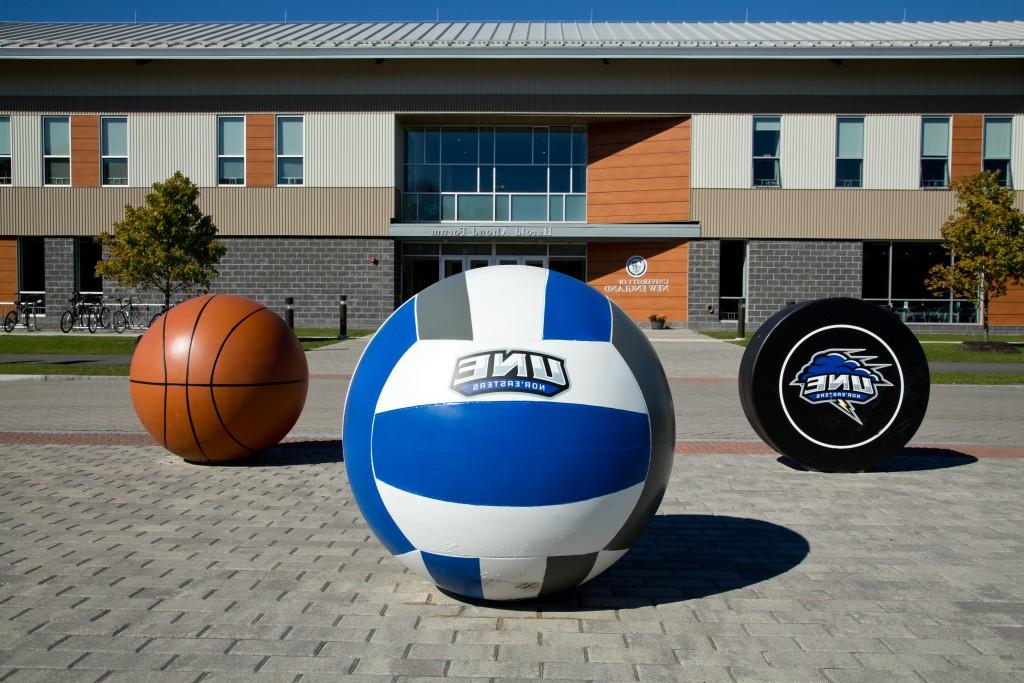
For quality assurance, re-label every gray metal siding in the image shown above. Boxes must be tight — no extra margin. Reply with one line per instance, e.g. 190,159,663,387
780,114,834,189
864,115,919,189
1013,114,1024,188
691,188,1024,240
305,112,394,188
0,187,394,236
692,114,751,189
11,114,41,187
129,113,217,187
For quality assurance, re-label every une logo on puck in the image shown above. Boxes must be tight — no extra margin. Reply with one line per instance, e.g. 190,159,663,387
451,349,570,398
778,325,905,451
790,349,893,425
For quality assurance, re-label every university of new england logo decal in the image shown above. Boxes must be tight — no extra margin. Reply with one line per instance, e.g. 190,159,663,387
451,349,570,398
790,349,893,425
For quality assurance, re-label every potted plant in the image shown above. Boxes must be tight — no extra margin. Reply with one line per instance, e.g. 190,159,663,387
648,313,667,330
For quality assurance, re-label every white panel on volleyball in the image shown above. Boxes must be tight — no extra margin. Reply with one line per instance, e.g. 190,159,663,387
465,266,548,342
374,340,648,415
375,480,644,559
479,558,547,600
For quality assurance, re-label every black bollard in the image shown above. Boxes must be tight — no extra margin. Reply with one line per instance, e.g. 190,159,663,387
285,296,294,330
338,295,348,339
736,299,746,340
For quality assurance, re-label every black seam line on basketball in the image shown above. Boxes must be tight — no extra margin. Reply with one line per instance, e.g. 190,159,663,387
208,306,266,457
160,308,168,450
184,295,217,463
129,379,307,388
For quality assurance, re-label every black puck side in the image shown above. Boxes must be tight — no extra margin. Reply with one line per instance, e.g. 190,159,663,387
738,298,930,473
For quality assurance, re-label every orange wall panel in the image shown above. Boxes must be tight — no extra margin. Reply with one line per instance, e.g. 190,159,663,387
71,115,99,187
990,281,1024,327
246,114,275,187
0,237,17,304
587,241,689,323
588,118,690,224
951,114,983,183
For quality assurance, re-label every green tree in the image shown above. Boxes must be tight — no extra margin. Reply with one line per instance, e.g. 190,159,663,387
96,172,226,310
928,171,1024,340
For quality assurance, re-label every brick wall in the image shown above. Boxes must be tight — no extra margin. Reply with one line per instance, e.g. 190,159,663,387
687,239,720,327
103,237,397,329
746,240,862,325
43,237,74,326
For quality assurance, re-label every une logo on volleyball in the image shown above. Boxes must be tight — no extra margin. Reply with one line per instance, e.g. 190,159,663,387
451,350,570,397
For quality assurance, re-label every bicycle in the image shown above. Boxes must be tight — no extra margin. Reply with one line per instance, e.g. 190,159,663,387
112,296,147,334
60,294,98,333
3,297,44,333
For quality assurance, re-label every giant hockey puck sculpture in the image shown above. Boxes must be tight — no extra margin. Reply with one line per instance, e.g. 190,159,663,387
739,298,929,473
342,265,674,601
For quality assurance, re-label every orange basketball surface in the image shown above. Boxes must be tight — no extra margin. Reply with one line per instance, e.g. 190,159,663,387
129,294,309,463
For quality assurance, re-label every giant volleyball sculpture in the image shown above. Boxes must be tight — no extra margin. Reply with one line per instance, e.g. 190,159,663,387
343,265,675,600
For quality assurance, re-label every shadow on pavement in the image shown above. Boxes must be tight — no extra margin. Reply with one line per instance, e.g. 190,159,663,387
776,448,978,473
455,514,810,610
240,439,343,466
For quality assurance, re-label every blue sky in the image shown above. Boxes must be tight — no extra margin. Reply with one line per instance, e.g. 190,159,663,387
1,0,1022,24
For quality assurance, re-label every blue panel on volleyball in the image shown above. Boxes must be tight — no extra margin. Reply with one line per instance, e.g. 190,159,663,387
421,552,484,600
543,270,612,342
341,298,417,555
372,402,650,506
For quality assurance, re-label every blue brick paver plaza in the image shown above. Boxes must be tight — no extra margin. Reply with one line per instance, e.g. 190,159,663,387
1,330,1022,682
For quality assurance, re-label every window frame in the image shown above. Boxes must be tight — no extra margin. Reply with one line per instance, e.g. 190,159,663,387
275,115,304,187
100,115,129,187
41,115,71,187
982,115,1013,189
0,115,11,185
835,116,865,189
919,115,951,189
401,124,587,223
216,115,246,187
751,115,782,188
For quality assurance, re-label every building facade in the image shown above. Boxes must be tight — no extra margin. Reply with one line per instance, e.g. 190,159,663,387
1,20,1023,330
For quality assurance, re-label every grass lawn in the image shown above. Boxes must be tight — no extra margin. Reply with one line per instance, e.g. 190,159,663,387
0,335,138,355
0,363,130,376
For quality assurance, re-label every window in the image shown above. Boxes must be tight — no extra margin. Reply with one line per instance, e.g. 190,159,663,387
718,240,747,321
835,117,864,188
0,116,10,184
75,237,103,295
862,241,976,324
752,116,781,187
402,125,587,223
217,116,245,185
920,117,950,188
17,237,45,314
42,116,70,185
983,117,1012,188
101,116,128,186
277,116,303,185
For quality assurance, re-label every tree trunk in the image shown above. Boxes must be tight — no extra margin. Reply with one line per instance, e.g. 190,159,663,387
982,287,990,342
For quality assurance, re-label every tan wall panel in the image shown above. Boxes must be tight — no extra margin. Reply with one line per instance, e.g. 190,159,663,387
245,113,275,187
951,114,983,182
129,113,217,187
587,241,688,322
0,187,394,237
0,237,16,303
588,118,690,224
691,188,1024,240
11,114,41,187
71,114,98,187
990,282,1024,326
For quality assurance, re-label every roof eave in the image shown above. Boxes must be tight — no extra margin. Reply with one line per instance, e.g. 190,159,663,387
2,46,1024,60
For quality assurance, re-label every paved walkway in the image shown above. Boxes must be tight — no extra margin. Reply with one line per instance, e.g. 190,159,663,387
0,329,1022,682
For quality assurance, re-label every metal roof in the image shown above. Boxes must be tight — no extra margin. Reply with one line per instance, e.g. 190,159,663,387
1,20,1023,59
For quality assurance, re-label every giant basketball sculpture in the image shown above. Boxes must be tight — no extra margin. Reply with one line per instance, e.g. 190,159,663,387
130,294,308,463
343,266,674,600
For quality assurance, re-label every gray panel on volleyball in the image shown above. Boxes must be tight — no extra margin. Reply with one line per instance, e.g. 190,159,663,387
605,303,675,551
415,273,474,341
